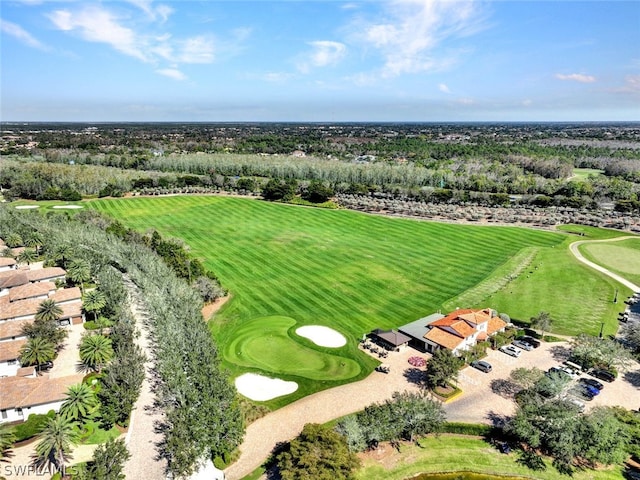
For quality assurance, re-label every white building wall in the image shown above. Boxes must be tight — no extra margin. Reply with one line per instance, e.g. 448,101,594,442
0,360,20,378
0,400,63,424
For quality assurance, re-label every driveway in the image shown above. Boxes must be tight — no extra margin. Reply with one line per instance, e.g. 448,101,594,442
49,322,85,378
226,340,640,480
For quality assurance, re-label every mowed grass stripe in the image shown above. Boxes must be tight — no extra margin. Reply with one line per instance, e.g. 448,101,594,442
89,196,568,400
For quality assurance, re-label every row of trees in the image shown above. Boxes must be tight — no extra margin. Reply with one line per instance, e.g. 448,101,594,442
275,393,446,480
0,205,243,477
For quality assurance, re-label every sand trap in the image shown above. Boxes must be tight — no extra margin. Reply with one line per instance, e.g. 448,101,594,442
52,205,84,209
15,205,39,209
296,325,347,348
235,373,298,401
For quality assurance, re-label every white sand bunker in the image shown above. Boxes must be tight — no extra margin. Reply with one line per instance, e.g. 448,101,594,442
235,373,298,401
15,205,40,209
52,205,84,209
296,325,347,348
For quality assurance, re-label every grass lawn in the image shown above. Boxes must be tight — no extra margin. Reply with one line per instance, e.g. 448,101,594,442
480,235,630,336
571,168,604,181
580,238,640,287
88,197,627,402
355,435,624,480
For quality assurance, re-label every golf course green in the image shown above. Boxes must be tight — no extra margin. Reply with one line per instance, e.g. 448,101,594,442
89,196,630,403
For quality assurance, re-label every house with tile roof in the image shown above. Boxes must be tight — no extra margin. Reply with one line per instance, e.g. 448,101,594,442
400,308,507,356
0,338,27,377
0,373,85,423
0,257,17,272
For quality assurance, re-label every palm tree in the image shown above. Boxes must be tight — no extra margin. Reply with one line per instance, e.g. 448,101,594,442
17,248,37,266
24,232,43,256
60,383,98,422
0,424,16,462
5,233,23,248
82,289,106,322
79,334,113,372
35,299,63,323
50,244,74,269
19,337,55,373
66,259,91,293
31,415,79,474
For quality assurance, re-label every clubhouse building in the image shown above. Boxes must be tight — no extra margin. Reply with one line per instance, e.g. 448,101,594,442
398,308,508,356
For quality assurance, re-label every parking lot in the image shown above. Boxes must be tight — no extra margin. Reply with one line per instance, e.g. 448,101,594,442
447,340,640,424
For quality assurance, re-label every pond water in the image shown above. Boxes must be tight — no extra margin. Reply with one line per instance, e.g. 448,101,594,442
410,472,528,480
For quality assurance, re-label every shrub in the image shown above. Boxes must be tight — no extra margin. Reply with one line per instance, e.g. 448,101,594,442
14,410,56,442
441,422,492,436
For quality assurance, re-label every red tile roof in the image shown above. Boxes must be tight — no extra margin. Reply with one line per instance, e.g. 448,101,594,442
50,287,81,304
0,258,17,268
425,328,464,350
26,267,66,283
487,316,507,335
9,282,55,302
0,338,27,362
0,298,42,321
59,302,82,319
0,373,85,410
0,271,29,290
0,319,31,340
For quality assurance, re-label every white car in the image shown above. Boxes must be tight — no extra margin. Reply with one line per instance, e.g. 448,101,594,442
499,345,522,358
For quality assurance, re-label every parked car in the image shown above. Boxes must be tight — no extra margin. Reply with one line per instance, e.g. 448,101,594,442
571,385,595,401
581,383,600,396
579,377,604,391
512,340,533,351
591,369,616,383
38,360,54,371
566,396,586,412
499,345,521,357
498,442,511,454
548,366,572,380
521,336,541,348
470,360,492,373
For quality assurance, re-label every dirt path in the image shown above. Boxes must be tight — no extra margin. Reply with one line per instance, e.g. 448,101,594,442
122,278,167,480
569,236,640,292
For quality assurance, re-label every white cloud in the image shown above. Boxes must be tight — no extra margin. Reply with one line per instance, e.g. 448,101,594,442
175,36,215,63
555,73,596,83
438,83,451,93
262,72,295,82
126,0,173,23
522,99,533,107
297,41,347,73
353,0,488,77
612,74,640,95
457,97,474,105
156,68,186,80
47,3,220,71
1,19,49,51
48,6,149,62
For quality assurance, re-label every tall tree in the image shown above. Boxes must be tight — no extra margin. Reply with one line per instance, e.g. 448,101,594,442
31,415,79,474
21,315,68,350
85,438,130,480
530,311,553,337
79,334,114,372
82,289,106,322
25,232,43,255
60,383,99,422
67,259,91,293
571,333,633,371
425,348,463,388
276,423,361,480
19,337,55,372
35,299,63,323
17,248,37,266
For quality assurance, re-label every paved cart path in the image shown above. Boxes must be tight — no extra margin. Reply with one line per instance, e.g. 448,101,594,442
569,236,640,292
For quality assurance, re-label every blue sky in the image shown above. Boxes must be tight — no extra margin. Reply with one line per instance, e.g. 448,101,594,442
1,0,639,122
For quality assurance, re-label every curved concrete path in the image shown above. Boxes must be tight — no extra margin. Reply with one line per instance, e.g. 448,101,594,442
569,236,640,292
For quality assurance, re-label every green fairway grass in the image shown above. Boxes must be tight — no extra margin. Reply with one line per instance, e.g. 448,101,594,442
88,197,628,402
580,238,640,287
355,435,624,480
481,235,630,336
224,316,360,381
